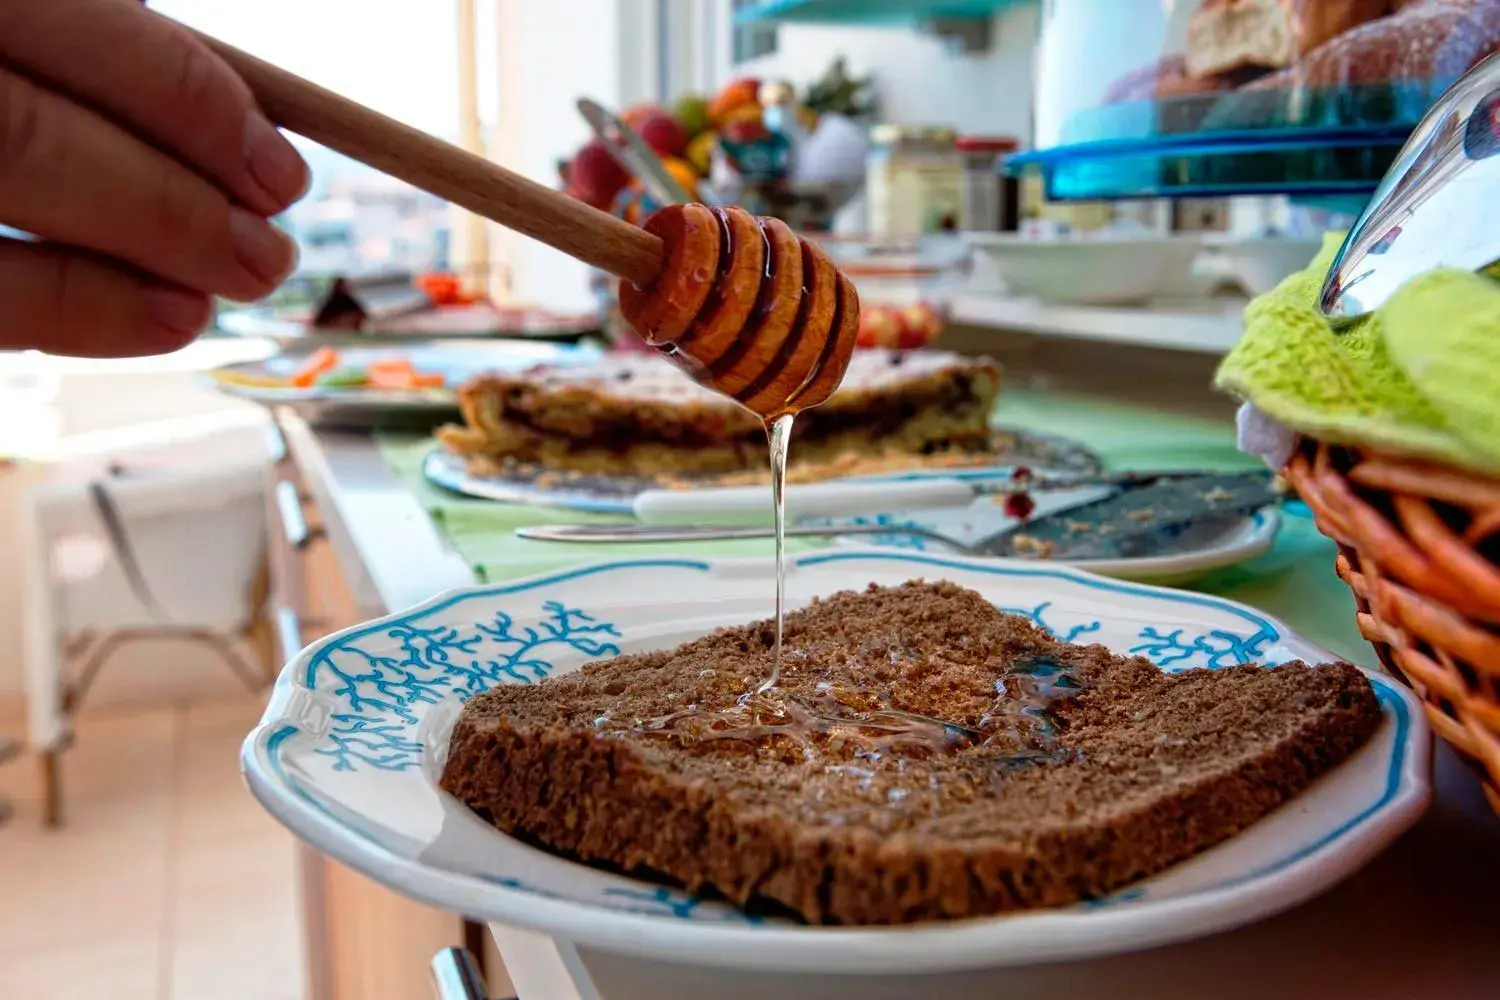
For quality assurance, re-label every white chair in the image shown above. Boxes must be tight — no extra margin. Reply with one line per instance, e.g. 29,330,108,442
20,438,275,827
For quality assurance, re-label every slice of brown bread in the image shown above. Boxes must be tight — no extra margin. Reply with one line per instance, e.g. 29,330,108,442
440,580,1382,925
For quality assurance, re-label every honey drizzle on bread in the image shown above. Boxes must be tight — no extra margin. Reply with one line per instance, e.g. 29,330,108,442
441,581,1383,925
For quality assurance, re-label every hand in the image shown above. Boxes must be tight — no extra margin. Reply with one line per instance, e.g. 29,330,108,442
0,0,308,357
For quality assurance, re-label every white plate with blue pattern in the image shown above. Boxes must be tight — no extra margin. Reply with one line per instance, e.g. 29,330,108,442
243,553,1430,974
811,491,1282,586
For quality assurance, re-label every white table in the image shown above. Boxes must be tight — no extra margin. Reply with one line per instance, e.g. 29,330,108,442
276,413,1500,1000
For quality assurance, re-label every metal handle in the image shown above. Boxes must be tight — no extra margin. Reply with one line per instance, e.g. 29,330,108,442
274,479,323,551
88,478,170,623
577,97,696,206
430,947,490,1000
517,521,919,544
273,606,303,666
264,419,289,465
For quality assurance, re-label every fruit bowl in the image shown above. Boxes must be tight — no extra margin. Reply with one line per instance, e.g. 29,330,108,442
813,234,971,350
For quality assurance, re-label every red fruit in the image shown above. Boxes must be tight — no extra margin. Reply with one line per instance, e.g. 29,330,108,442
709,78,761,125
722,117,771,144
896,325,928,350
633,109,689,158
563,177,609,211
569,139,631,207
901,302,943,344
858,305,900,349
1003,491,1036,520
620,103,661,130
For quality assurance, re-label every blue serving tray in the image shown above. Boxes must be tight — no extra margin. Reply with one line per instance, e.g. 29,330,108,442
733,0,1029,26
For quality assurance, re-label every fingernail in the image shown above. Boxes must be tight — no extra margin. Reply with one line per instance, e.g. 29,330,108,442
244,115,310,207
143,286,210,336
230,208,299,285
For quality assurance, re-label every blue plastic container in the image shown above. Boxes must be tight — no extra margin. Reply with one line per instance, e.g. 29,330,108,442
1013,0,1496,201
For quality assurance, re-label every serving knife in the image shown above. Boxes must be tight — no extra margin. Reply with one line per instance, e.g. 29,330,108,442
629,467,1228,524
522,471,1280,560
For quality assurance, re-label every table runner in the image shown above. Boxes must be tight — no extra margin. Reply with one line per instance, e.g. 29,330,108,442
377,388,1375,669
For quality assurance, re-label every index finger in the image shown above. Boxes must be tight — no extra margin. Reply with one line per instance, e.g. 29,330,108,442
0,0,309,215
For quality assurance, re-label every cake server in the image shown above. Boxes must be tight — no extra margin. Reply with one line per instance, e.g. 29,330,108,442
522,471,1279,559
1321,53,1500,326
629,467,1219,524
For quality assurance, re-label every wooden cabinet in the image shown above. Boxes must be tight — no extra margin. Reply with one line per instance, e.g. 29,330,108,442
267,419,512,1000
299,845,470,1000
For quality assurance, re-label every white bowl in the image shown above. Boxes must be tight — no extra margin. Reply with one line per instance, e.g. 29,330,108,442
963,233,1206,306
1201,236,1324,296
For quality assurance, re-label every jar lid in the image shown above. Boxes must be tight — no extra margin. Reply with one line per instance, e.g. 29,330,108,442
956,135,1019,152
871,124,958,145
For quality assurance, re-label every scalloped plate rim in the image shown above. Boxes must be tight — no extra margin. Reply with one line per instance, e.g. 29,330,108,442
827,508,1281,584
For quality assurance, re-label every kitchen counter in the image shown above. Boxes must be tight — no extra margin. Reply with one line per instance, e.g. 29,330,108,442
267,402,1500,1000
949,293,1248,355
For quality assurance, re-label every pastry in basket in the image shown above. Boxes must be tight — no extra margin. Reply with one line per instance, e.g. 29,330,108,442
437,349,1002,480
440,580,1382,925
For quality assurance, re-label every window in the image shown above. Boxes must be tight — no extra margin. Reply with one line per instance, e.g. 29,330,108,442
151,0,460,291
732,1,779,64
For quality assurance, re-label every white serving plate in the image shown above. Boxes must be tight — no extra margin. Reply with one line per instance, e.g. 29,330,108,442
244,553,1428,975
962,233,1206,305
216,302,601,345
206,340,599,429
818,500,1281,585
422,427,1102,518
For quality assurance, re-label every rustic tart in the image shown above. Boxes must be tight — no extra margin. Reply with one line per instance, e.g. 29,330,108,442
437,349,1001,479
440,581,1381,925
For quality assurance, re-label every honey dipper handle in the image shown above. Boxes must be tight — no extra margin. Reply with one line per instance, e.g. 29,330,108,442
193,30,666,288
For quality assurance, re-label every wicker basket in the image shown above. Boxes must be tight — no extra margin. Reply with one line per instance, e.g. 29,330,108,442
1285,440,1500,812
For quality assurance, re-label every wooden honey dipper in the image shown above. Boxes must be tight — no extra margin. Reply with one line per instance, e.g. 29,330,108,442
193,31,860,418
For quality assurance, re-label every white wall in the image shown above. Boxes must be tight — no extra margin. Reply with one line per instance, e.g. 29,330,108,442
723,4,1040,141
492,0,658,311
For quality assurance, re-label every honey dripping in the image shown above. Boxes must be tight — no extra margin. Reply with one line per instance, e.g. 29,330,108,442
757,411,795,695
617,203,861,701
605,206,1086,791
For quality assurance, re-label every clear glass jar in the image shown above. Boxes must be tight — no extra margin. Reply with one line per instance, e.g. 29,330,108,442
956,136,1019,231
865,125,963,237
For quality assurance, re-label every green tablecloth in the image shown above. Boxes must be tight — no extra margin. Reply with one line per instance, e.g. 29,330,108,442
378,389,1375,669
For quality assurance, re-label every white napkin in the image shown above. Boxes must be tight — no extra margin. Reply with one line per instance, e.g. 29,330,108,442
1236,402,1298,471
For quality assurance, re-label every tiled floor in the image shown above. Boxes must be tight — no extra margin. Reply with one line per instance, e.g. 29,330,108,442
0,694,304,1000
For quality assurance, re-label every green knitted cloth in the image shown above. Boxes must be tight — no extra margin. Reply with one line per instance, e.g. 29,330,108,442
1215,233,1500,476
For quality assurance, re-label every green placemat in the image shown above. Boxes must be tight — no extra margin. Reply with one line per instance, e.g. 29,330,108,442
379,388,1374,669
